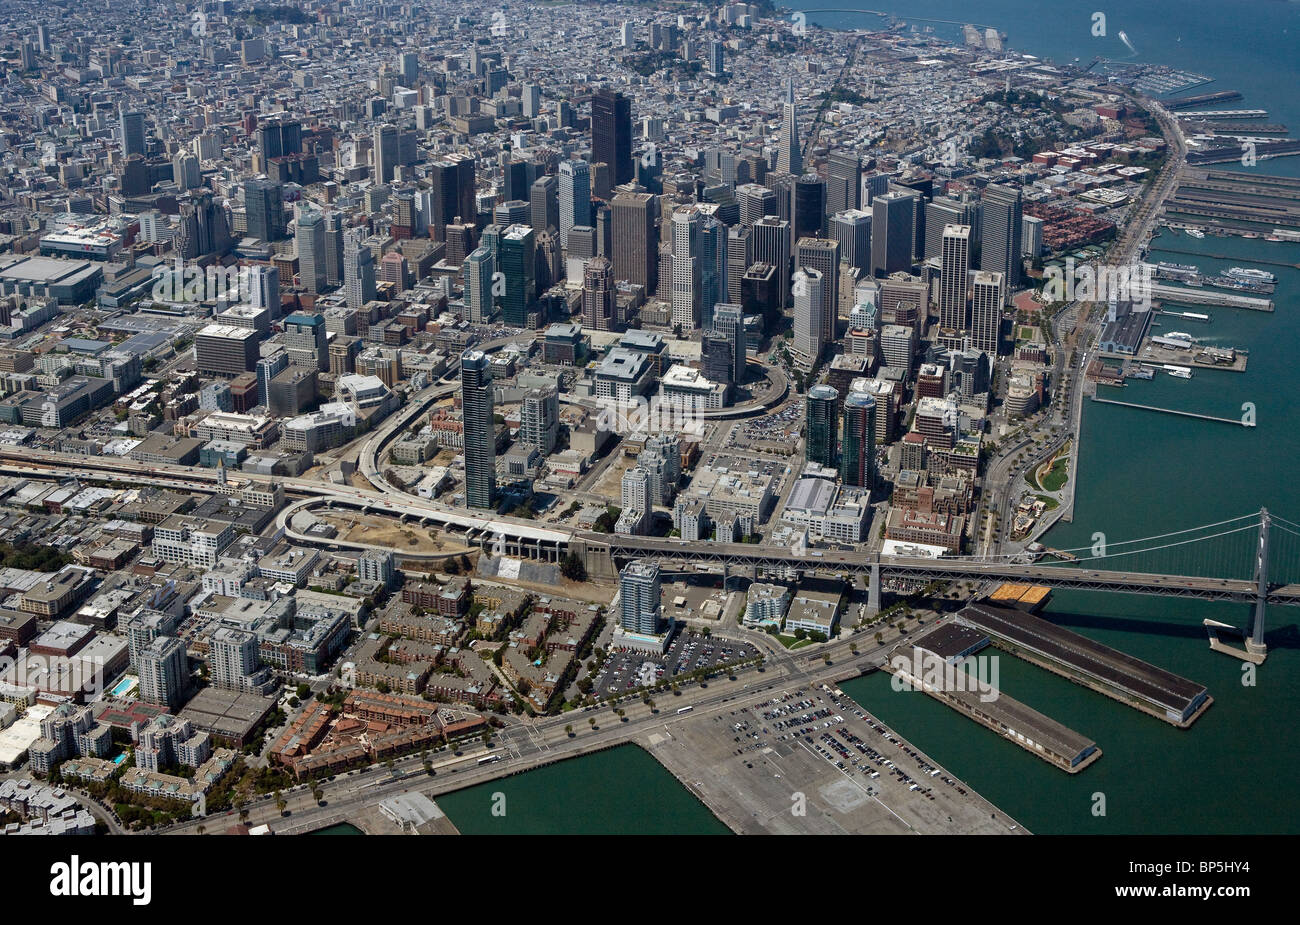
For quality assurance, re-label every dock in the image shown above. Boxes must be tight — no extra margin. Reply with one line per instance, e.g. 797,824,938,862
885,633,1101,775
1162,90,1244,110
1091,396,1255,427
957,603,1214,728
1150,282,1273,311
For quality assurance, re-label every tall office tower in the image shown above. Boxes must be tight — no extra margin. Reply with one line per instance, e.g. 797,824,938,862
429,155,477,239
805,385,839,467
558,159,591,250
119,110,146,157
610,188,658,291
176,192,232,259
498,224,536,327
796,237,840,345
445,222,477,266
521,386,559,454
248,265,279,315
530,174,559,234
870,191,915,278
699,214,726,330
751,216,792,307
737,183,778,225
792,267,826,370
827,150,862,214
980,183,1022,289
776,78,802,176
398,51,419,86
595,204,613,259
373,123,399,184
924,195,974,259
258,117,302,161
767,171,795,227
713,302,746,384
938,224,971,348
970,270,1004,355
1022,214,1044,259
502,156,537,203
840,391,877,488
793,173,827,241
343,229,376,310
463,245,495,323
830,209,872,274
708,40,725,76
522,83,542,118
256,349,289,407
568,225,597,266
583,256,615,331
173,152,201,190
494,199,531,226
860,171,890,207
138,636,188,710
620,467,652,534
323,212,345,287
284,312,328,370
245,177,285,242
619,559,662,635
460,350,495,510
296,207,327,293
670,206,702,331
726,224,752,308
592,88,633,187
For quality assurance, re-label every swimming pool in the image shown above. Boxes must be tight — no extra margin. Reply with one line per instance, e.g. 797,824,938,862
110,677,136,698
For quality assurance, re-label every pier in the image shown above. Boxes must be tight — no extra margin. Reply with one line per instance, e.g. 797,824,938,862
1150,282,1273,311
1091,396,1255,427
1163,90,1244,110
884,642,1102,775
956,603,1214,728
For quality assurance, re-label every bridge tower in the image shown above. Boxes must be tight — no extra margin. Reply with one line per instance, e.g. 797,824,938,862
1248,508,1270,658
866,562,881,615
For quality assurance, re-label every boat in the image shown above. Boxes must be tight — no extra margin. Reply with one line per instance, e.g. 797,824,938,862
1167,366,1193,379
1186,228,1206,238
1226,266,1276,284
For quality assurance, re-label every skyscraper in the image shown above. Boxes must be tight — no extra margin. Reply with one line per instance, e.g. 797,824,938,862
245,177,285,242
498,224,536,327
870,191,915,278
592,88,633,187
670,206,706,331
970,270,1004,355
558,159,591,250
797,237,840,347
792,173,827,242
938,224,971,348
429,155,477,239
463,245,495,323
713,302,746,384
258,117,302,162
792,266,825,371
619,559,662,635
840,391,877,488
726,224,752,308
138,636,188,710
323,212,345,288
373,123,399,184
610,188,658,291
296,207,327,293
751,216,792,308
461,350,496,510
521,386,559,454
776,78,802,176
805,385,839,467
583,256,614,331
925,195,976,260
708,40,725,77
830,209,872,274
737,183,778,225
981,183,1022,289
827,150,861,214
530,174,559,234
119,110,146,158
343,229,376,310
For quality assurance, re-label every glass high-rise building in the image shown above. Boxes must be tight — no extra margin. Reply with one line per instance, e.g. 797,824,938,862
558,159,591,251
840,391,877,488
938,223,971,349
592,88,633,187
980,183,1022,289
461,350,496,509
498,224,535,327
805,385,839,467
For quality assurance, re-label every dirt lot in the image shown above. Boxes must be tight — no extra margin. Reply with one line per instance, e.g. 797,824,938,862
319,512,472,556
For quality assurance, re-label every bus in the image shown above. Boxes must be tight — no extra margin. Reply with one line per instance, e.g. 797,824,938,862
676,706,694,714
478,753,501,766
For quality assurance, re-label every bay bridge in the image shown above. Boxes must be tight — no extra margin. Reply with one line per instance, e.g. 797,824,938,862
0,447,1295,663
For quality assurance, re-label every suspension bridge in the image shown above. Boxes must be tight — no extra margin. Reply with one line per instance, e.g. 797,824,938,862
603,509,1300,664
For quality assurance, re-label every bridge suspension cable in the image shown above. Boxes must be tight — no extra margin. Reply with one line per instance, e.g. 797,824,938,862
1033,521,1263,567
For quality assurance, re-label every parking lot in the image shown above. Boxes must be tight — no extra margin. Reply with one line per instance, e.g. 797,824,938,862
590,631,759,698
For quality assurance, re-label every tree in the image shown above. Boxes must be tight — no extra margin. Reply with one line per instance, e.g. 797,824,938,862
565,724,574,737
560,551,587,582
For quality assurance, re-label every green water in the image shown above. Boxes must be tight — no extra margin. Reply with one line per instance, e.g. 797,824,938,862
436,745,731,835
310,823,364,835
